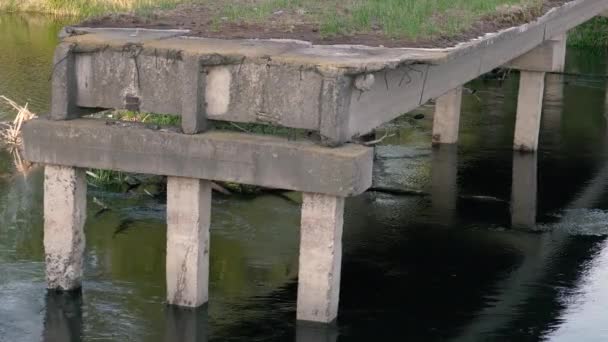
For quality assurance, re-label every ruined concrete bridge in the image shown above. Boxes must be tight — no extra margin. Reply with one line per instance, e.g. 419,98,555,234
22,0,608,324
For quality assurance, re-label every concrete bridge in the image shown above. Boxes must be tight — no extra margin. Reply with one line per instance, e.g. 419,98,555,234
22,0,608,324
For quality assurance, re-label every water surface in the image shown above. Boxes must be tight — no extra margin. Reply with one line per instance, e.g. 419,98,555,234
2,13,608,342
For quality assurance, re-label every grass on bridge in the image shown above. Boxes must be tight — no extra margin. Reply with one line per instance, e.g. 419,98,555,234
0,0,546,40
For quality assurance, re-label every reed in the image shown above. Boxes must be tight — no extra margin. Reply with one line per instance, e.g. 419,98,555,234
0,0,182,17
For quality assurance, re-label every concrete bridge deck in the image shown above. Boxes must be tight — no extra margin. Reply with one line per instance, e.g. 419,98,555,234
22,0,608,325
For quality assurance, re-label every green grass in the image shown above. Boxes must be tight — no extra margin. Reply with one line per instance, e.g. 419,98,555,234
0,0,183,17
568,17,608,50
212,0,544,39
2,0,545,40
103,110,181,126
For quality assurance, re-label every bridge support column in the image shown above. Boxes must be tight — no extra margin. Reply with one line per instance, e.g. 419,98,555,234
166,177,212,307
44,165,87,291
51,43,79,120
432,87,463,145
297,193,344,323
508,34,567,151
514,71,546,152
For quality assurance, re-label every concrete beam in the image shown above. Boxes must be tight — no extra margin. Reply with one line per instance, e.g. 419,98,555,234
432,87,463,145
23,119,373,197
505,34,567,73
44,165,87,291
297,193,344,323
514,71,546,152
166,177,211,308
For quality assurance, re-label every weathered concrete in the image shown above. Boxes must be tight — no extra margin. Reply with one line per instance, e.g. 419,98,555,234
432,87,463,145
166,177,211,307
511,152,538,229
23,119,373,197
44,165,87,291
297,193,344,323
51,43,78,120
180,54,207,134
55,0,608,144
514,71,546,152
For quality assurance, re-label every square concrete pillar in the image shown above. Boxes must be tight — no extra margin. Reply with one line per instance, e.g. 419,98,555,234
432,87,463,145
297,193,344,323
180,54,207,134
51,43,79,120
514,71,545,152
166,177,212,308
44,165,87,291
511,152,538,229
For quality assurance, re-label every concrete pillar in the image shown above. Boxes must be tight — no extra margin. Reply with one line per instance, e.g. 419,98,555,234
432,87,463,145
51,43,78,120
511,152,538,229
165,307,208,342
44,165,87,291
297,193,344,323
166,177,212,308
514,71,545,152
430,144,459,225
180,54,207,134
43,292,83,342
549,34,567,73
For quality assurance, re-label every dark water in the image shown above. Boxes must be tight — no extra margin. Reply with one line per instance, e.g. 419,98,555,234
2,13,608,342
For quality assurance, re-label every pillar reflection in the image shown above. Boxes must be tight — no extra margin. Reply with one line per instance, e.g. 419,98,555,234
42,291,83,342
511,152,538,229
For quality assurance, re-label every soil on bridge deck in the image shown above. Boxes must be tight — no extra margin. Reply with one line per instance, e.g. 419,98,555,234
81,0,569,48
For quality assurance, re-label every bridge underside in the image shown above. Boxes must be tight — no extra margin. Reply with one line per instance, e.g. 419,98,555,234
24,0,608,325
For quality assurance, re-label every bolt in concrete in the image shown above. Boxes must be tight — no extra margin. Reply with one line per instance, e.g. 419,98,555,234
166,177,211,308
44,165,87,291
297,193,344,323
514,71,545,152
432,87,463,145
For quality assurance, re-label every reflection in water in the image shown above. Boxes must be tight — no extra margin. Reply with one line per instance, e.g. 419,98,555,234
511,152,538,229
295,322,338,342
431,144,458,225
42,292,83,342
165,306,208,342
4,12,608,342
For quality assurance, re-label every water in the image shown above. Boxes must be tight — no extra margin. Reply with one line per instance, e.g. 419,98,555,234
2,13,608,342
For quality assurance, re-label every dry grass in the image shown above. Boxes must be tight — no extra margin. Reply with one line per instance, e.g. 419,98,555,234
0,0,182,16
0,96,37,174
0,96,36,150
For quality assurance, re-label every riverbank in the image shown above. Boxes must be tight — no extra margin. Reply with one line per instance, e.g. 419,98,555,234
569,16,608,50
